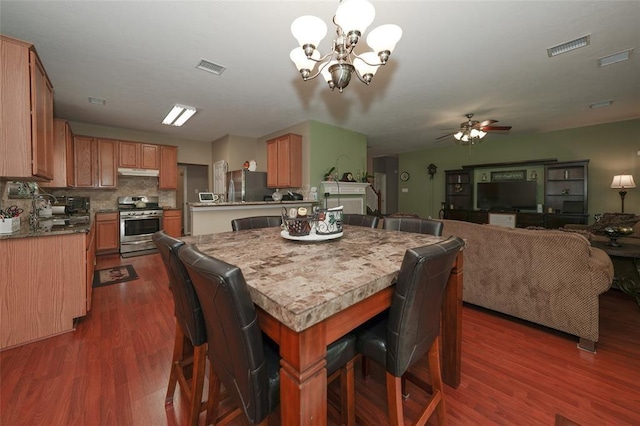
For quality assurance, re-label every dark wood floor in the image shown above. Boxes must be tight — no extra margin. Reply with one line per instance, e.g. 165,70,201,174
2,252,639,425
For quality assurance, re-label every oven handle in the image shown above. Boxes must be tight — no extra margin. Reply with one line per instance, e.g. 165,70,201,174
120,216,163,221
120,239,155,246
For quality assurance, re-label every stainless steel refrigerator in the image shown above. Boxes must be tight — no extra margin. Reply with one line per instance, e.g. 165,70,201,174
226,170,270,202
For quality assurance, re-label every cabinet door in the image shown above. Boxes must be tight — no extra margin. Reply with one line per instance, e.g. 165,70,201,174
118,141,139,168
95,213,119,253
97,138,117,188
159,145,178,189
140,144,159,169
266,139,279,187
74,136,96,187
163,210,182,237
30,50,54,180
41,119,73,188
86,222,96,311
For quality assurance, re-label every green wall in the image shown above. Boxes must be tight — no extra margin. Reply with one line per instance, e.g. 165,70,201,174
309,120,368,189
398,119,640,222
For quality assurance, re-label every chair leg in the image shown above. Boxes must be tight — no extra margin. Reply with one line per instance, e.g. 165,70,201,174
427,339,447,426
340,358,356,426
166,322,185,404
385,372,405,426
187,344,207,426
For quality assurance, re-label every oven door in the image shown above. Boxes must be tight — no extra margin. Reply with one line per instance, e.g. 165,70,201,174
120,215,162,254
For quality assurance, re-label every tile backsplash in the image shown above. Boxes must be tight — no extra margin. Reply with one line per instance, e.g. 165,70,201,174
1,177,176,215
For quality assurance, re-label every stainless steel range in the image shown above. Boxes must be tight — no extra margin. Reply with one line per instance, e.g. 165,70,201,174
118,196,163,257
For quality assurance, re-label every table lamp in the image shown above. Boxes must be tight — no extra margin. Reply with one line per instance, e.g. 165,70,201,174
611,174,636,213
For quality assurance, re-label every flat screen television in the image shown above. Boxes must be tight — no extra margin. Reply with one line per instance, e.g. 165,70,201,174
476,181,537,211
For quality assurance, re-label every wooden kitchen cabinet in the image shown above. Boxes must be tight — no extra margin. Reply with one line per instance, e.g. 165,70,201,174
0,35,54,180
41,119,74,188
159,145,178,189
97,138,117,188
72,136,118,188
86,221,96,311
118,141,159,169
266,133,302,188
74,135,96,187
95,212,119,254
163,209,182,237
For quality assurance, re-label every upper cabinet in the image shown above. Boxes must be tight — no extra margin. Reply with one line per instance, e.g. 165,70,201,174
0,35,54,180
40,119,74,188
266,133,302,188
118,141,159,169
159,145,178,189
73,136,118,189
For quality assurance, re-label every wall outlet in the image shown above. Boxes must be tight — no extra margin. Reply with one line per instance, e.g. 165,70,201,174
401,188,408,193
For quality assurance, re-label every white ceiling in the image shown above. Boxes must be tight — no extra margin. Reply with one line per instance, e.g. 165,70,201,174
2,1,639,157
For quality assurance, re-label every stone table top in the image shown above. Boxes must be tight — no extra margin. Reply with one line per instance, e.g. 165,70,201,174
182,226,446,332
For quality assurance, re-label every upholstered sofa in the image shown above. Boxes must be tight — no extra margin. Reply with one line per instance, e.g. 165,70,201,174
565,213,640,246
441,219,614,351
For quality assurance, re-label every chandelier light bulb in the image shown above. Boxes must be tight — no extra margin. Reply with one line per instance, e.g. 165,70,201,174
335,0,375,37
291,15,328,53
366,24,402,61
290,48,320,78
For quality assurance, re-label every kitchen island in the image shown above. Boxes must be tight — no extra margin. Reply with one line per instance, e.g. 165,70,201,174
189,200,313,235
0,220,95,350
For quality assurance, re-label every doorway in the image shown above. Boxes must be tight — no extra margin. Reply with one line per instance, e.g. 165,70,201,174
177,163,209,235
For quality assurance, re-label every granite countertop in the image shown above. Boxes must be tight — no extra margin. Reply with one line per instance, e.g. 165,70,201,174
0,219,91,240
189,200,313,208
182,226,445,332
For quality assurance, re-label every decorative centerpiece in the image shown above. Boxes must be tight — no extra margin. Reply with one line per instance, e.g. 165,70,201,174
280,206,344,241
603,226,634,247
282,207,313,236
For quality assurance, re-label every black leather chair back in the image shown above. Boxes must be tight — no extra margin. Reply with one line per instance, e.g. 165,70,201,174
231,216,282,231
152,231,206,346
342,213,379,228
383,217,443,236
386,236,464,376
178,244,273,424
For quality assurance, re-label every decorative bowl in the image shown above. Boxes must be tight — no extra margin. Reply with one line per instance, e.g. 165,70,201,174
603,226,634,247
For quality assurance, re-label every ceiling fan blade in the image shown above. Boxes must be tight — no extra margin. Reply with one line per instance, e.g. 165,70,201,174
477,119,498,128
481,125,512,131
436,133,455,140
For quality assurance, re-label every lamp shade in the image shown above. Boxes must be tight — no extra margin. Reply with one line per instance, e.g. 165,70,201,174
291,15,327,49
321,60,338,83
611,174,637,189
353,52,381,77
290,48,320,72
335,0,375,35
366,24,403,54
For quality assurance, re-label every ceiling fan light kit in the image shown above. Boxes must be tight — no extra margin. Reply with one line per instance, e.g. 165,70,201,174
438,113,512,146
290,0,402,93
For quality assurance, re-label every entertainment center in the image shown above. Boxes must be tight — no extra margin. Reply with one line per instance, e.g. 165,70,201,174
443,159,589,228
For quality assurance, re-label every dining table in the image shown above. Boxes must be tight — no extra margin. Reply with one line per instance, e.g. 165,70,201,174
182,225,463,425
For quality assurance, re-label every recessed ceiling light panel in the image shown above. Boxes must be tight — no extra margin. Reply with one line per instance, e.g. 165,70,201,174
598,49,633,67
88,96,106,105
162,104,197,126
196,58,226,75
547,35,591,57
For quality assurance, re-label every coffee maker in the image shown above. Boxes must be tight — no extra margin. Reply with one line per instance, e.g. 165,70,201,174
50,196,91,226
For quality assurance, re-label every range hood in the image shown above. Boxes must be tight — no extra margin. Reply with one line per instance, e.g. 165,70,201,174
117,168,160,177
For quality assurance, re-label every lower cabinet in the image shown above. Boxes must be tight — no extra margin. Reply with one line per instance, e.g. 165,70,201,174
163,209,182,237
95,212,119,254
86,222,96,311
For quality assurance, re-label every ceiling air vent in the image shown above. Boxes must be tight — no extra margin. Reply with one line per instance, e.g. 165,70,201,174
196,58,226,75
547,35,590,57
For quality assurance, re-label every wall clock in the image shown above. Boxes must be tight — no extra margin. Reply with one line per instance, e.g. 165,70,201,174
400,172,410,182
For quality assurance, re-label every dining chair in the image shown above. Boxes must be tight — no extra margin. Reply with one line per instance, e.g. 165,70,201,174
231,215,282,231
152,231,213,426
178,244,357,426
355,236,464,426
383,216,444,236
342,213,379,228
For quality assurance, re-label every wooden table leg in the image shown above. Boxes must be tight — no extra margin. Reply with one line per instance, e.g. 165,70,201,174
278,322,328,425
441,251,463,388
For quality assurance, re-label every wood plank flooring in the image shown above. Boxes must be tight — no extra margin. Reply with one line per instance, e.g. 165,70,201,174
2,252,639,425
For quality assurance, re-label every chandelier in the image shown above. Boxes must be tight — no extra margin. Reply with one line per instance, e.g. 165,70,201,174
453,114,487,145
289,0,402,93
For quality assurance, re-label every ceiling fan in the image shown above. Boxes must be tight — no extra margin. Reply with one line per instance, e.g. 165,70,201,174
437,113,512,145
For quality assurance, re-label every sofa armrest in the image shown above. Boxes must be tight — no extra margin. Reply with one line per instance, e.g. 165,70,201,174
589,247,615,295
564,224,589,231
